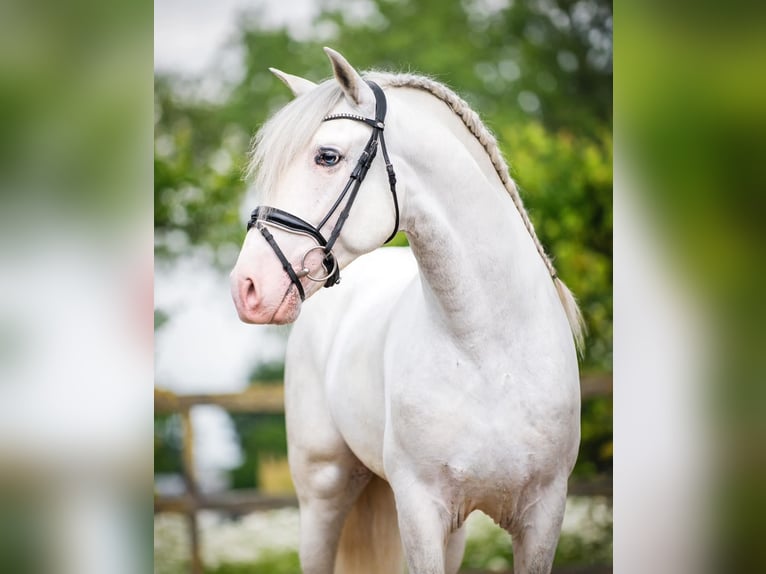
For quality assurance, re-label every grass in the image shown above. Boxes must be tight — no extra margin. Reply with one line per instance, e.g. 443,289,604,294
205,550,300,574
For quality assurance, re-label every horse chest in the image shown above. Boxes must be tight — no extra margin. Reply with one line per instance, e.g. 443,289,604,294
382,303,579,488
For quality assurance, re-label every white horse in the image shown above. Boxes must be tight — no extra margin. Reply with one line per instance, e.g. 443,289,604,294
230,47,583,574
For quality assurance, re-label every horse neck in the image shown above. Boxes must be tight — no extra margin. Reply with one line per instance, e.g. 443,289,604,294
392,89,555,351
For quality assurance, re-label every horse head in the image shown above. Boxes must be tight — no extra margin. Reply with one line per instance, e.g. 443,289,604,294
231,48,402,324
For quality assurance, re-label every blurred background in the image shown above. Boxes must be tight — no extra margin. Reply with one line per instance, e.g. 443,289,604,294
0,0,153,573
154,0,612,572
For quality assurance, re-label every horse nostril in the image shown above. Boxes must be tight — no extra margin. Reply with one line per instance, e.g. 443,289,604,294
241,277,259,310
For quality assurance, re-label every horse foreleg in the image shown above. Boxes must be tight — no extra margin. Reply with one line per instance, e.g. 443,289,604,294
506,478,568,574
389,477,452,574
297,494,360,574
445,526,467,574
291,446,372,574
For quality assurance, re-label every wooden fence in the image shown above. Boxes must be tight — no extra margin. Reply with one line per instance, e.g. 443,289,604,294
154,373,612,573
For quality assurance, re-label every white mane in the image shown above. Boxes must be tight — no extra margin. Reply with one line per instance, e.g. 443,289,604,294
247,72,585,352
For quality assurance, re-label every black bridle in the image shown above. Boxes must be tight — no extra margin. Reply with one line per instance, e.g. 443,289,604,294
247,81,399,301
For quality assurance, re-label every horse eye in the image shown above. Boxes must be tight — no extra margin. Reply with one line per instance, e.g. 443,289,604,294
315,148,342,167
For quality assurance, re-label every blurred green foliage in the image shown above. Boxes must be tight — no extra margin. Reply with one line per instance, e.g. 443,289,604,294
247,360,284,384
0,488,49,574
231,362,287,489
154,413,183,474
229,412,288,489
0,0,151,224
574,396,612,477
506,121,612,370
462,523,514,570
618,6,766,571
461,512,612,569
554,523,613,566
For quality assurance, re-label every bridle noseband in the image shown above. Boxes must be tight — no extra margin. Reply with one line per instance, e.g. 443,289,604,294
247,81,399,301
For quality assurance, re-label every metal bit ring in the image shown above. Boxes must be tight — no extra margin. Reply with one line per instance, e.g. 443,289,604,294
301,245,337,283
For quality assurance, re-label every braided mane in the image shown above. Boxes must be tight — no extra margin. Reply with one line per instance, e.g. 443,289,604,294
369,72,584,352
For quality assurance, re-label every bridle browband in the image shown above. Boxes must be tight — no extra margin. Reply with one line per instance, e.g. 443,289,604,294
247,80,399,301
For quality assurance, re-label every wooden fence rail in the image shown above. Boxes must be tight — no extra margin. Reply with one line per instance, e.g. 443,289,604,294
154,373,612,573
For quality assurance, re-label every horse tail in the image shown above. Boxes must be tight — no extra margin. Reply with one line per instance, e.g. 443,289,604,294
554,275,586,355
335,475,403,574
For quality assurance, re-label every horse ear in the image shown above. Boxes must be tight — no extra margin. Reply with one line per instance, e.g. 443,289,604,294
269,67,317,97
323,47,375,111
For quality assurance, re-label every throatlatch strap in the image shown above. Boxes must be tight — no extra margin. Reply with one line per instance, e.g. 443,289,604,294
368,81,400,243
378,130,399,243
